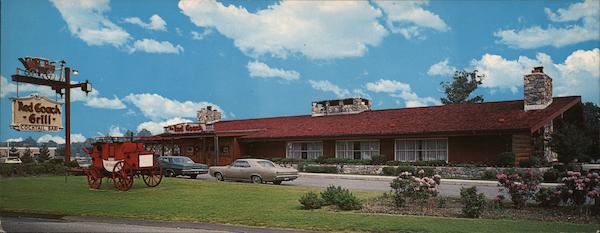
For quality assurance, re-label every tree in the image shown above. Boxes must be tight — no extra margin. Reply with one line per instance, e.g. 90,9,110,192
21,147,34,163
137,128,152,137
549,121,592,163
22,136,37,147
582,102,600,161
37,144,50,163
440,70,485,104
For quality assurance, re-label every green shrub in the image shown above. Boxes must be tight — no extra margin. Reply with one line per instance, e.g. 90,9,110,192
299,192,324,210
382,166,398,176
535,187,560,207
334,190,362,210
0,164,16,177
460,186,486,218
386,160,448,167
496,152,515,167
481,169,498,180
519,156,545,168
542,168,561,183
370,155,387,165
397,165,416,175
417,167,435,177
303,165,337,174
319,185,362,210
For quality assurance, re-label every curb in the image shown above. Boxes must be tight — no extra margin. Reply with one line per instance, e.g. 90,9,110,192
298,173,560,187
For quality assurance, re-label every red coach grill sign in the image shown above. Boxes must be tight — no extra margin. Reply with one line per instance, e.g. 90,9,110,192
164,123,206,134
11,94,63,132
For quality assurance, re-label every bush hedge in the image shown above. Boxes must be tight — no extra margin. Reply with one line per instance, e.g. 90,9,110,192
299,192,324,209
496,152,515,167
0,163,66,177
319,185,362,210
460,186,486,218
303,165,338,174
542,168,561,183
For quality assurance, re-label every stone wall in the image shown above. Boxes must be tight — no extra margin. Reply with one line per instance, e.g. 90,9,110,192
289,164,551,180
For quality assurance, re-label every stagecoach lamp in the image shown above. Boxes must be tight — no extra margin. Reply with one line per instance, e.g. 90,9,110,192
72,69,78,76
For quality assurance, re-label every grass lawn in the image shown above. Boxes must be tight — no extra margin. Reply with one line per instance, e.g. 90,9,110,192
0,176,596,233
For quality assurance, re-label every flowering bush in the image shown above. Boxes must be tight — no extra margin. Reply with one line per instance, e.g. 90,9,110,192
390,170,441,209
496,169,541,208
555,171,599,207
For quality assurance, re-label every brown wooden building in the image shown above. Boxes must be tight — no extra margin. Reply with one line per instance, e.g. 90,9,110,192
146,67,582,166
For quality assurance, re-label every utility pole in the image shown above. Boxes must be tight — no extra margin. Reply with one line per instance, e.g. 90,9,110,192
12,59,91,164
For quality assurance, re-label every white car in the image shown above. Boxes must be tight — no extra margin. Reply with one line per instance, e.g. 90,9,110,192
0,157,23,164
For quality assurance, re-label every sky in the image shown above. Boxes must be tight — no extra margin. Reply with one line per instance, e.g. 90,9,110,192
1,0,599,144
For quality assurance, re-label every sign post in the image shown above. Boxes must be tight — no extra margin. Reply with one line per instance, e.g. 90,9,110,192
11,57,92,164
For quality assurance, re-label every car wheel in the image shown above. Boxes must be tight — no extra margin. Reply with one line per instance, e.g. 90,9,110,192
190,174,198,179
273,180,282,185
166,170,176,177
251,175,263,184
215,172,224,181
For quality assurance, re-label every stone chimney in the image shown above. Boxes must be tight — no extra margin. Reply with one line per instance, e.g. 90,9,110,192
524,66,553,111
197,106,222,124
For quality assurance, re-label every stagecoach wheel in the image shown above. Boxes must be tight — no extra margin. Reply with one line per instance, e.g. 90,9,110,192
142,160,163,187
112,161,134,191
85,168,102,189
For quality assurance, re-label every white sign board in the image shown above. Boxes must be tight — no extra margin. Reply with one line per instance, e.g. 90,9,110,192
11,94,63,132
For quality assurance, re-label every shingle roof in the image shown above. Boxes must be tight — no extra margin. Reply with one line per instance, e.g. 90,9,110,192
213,96,581,139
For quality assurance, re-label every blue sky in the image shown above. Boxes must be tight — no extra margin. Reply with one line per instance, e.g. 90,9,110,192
1,0,599,143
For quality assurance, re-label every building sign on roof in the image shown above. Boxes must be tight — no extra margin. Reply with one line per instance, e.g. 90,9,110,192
11,94,63,132
164,123,208,134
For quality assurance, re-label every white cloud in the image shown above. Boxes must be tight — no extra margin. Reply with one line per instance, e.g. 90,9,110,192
124,14,167,31
36,133,86,144
129,39,184,54
309,80,350,98
107,126,123,137
375,1,449,39
179,0,387,59
191,29,212,40
470,48,600,103
366,79,440,107
50,0,131,47
37,134,65,144
124,93,223,121
247,61,300,81
70,134,87,143
427,58,456,77
6,138,23,143
495,0,599,49
137,117,192,135
1,76,126,109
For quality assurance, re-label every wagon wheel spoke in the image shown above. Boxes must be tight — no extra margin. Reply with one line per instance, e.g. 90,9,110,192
142,160,163,187
112,161,133,191
86,168,102,189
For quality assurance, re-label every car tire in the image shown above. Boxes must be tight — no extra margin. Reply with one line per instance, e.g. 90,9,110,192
251,175,263,184
215,172,224,181
166,170,176,177
190,174,198,179
273,180,282,185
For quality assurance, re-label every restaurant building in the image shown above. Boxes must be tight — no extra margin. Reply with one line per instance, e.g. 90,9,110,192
147,67,582,166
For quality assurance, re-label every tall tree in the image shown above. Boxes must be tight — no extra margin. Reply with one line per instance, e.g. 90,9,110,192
22,136,37,147
37,144,50,163
21,147,34,163
549,121,592,163
582,102,600,160
137,128,152,137
440,70,485,104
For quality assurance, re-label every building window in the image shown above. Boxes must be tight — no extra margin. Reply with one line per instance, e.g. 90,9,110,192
287,142,322,160
395,139,448,161
335,140,380,160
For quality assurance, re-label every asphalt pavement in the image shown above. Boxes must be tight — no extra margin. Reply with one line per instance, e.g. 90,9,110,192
194,173,503,198
0,214,318,233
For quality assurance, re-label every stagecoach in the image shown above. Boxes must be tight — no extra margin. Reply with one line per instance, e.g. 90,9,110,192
83,137,163,191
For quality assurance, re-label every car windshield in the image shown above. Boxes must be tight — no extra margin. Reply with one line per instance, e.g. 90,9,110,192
256,161,276,168
173,157,194,164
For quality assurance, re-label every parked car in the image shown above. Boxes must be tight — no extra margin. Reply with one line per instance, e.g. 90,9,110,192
209,158,299,185
0,156,22,164
158,156,208,179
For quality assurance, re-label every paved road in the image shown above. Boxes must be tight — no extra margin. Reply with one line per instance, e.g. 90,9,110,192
195,174,502,199
0,215,318,233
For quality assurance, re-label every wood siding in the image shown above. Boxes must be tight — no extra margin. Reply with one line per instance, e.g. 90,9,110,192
448,135,512,164
512,134,534,165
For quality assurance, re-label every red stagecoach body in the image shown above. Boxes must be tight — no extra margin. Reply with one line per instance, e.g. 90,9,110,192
84,137,163,191
18,57,56,77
